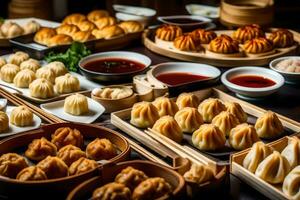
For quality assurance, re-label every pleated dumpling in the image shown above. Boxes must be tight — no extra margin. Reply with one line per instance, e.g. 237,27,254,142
183,163,214,184
46,61,68,77
255,151,290,184
29,78,54,99
64,93,89,116
192,124,226,151
243,141,273,173
13,69,36,88
0,111,9,133
36,67,56,84
130,101,159,128
212,111,239,137
10,106,33,127
281,136,300,169
174,107,203,133
255,111,284,139
176,93,199,110
8,51,29,66
55,73,80,94
229,123,260,150
225,102,247,123
20,58,41,72
283,165,300,200
152,97,179,117
0,64,20,83
198,98,226,123
152,116,183,143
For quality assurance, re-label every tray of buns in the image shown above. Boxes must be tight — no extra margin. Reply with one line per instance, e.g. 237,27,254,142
142,24,300,67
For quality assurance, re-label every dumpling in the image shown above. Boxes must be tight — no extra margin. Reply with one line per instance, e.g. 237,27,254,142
268,29,295,48
55,73,80,94
20,58,41,72
16,166,47,181
255,151,290,184
56,24,79,37
57,144,86,166
69,157,98,175
92,182,131,200
173,34,202,51
130,101,159,128
46,61,68,77
62,13,86,26
0,111,9,133
25,137,57,161
0,153,28,178
115,166,148,190
281,136,300,169
192,124,226,151
8,51,29,65
176,92,199,109
36,67,56,83
93,16,117,30
13,69,36,88
29,78,55,99
174,107,203,133
243,141,273,173
34,27,57,45
10,106,33,127
183,163,214,184
255,111,284,139
92,87,133,100
76,20,96,32
36,156,68,179
119,21,143,33
198,98,226,123
72,30,95,42
190,29,217,44
0,64,20,83
64,93,89,116
243,37,274,54
92,25,125,39
152,116,183,143
132,177,172,200
225,102,247,123
0,57,6,68
211,111,240,137
1,22,24,38
86,138,117,160
229,123,260,150
208,34,240,54
87,10,110,22
51,127,83,149
156,24,182,41
232,24,265,43
283,165,300,199
46,34,73,47
23,20,41,34
152,97,179,117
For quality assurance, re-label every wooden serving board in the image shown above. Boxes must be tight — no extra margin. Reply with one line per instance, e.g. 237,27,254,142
142,28,300,67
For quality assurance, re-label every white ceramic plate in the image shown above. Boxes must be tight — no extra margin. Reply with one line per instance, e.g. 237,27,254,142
113,4,156,17
5,17,60,28
0,106,41,138
157,15,212,27
0,98,7,111
40,97,105,123
185,4,220,19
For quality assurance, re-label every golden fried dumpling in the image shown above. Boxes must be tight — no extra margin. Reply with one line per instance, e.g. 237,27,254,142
119,21,143,33
130,101,159,128
255,151,290,184
255,111,284,139
62,13,86,26
29,78,55,99
0,153,28,178
51,127,83,149
64,93,89,116
10,106,33,127
36,66,56,83
225,102,247,123
36,156,68,179
69,157,97,175
232,24,265,43
8,51,29,65
92,25,125,39
13,69,36,88
115,166,148,190
92,182,131,200
190,29,217,44
208,34,240,54
281,137,300,169
183,163,214,184
20,58,41,72
152,97,179,117
16,166,47,181
86,138,117,160
156,24,182,41
211,111,240,137
283,165,300,199
94,16,117,30
0,111,9,133
243,141,273,173
173,34,201,51
72,30,95,42
57,145,86,166
87,10,110,22
229,123,260,150
46,34,73,47
0,57,6,68
174,107,203,134
23,20,41,34
132,177,172,200
152,116,183,143
46,61,68,77
77,20,96,32
0,63,20,83
0,22,24,38
34,27,56,45
56,24,79,36
176,92,199,109
25,137,57,161
268,29,295,48
192,124,226,151
92,87,132,100
198,98,226,123
243,37,273,54
55,73,80,94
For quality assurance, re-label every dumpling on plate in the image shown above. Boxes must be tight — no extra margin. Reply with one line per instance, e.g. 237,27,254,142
183,163,214,184
13,69,36,88
8,51,29,66
25,137,57,161
225,102,247,123
10,106,33,127
51,127,83,149
152,97,179,117
36,67,56,84
55,73,80,94
92,182,131,200
0,111,9,133
198,98,226,123
57,144,86,166
46,61,68,77
211,111,240,137
23,20,41,34
29,78,55,99
115,166,148,190
174,107,203,133
16,166,47,181
68,157,97,175
86,138,117,161
281,136,300,169
0,64,20,83
176,92,199,110
0,153,28,178
64,93,89,116
20,58,41,72
255,111,284,139
130,101,159,128
37,156,68,179
283,165,300,199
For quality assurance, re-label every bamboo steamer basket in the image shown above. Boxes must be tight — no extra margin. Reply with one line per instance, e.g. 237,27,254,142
9,0,52,19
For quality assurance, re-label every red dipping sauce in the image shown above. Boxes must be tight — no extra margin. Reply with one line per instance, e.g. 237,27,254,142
229,75,276,88
82,58,145,74
156,72,209,86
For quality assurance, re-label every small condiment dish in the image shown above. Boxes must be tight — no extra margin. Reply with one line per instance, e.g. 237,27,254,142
157,15,212,29
0,98,8,112
185,4,220,19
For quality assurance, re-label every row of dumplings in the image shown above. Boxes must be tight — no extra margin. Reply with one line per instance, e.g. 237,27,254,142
0,20,41,39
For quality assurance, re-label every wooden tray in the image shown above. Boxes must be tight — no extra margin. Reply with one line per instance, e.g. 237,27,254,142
142,28,300,67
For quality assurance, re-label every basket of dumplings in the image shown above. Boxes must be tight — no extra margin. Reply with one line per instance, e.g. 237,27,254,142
231,135,300,200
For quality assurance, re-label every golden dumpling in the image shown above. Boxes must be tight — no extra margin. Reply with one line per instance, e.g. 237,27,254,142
16,166,47,181
229,123,260,150
20,58,41,72
69,157,97,175
152,97,179,117
10,106,33,127
176,92,199,110
174,107,203,133
92,25,125,39
115,166,148,190
62,13,86,26
281,136,300,169
0,64,20,83
56,24,79,36
23,20,41,34
36,67,56,84
232,24,265,43
0,153,28,178
37,156,68,179
0,111,9,133
8,51,29,65
29,78,55,99
92,87,132,100
211,111,240,137
34,27,57,45
156,24,182,41
243,37,273,54
64,93,89,116
152,116,183,143
225,102,247,123
86,138,117,160
92,182,131,200
183,163,214,184
55,73,80,94
13,69,36,88
72,30,95,42
87,10,110,22
46,61,68,77
25,137,57,161
1,22,24,38
255,111,284,139
190,29,217,44
198,98,226,123
57,144,86,166
94,16,117,30
130,101,159,128
208,34,240,54
283,165,300,199
119,21,143,33
173,34,202,51
0,57,6,68
268,29,295,48
77,20,96,32
243,141,273,173
46,34,73,47
51,127,83,149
